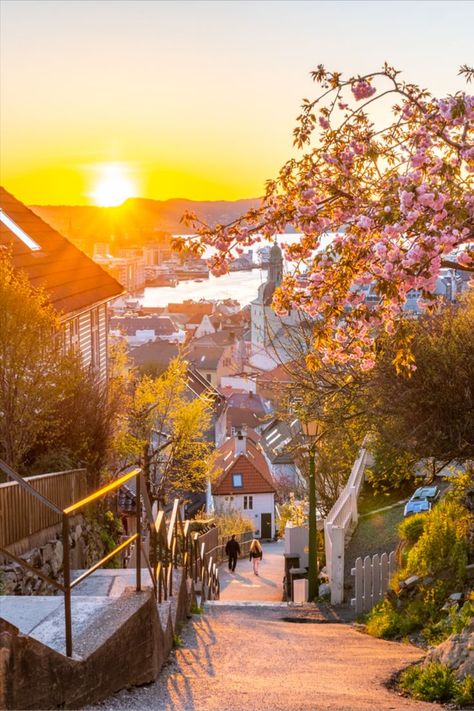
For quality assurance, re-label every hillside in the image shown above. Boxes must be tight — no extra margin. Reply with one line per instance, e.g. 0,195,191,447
30,197,261,255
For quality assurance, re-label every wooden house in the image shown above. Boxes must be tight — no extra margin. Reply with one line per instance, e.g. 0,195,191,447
0,187,124,380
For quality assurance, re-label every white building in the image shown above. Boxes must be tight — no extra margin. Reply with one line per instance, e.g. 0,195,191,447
212,428,276,539
249,241,300,371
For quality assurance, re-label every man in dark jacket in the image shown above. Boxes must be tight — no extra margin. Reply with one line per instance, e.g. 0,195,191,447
225,534,241,572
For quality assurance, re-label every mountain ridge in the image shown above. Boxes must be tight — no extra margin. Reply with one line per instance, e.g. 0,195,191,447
29,196,262,254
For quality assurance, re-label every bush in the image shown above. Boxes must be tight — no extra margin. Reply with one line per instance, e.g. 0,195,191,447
405,499,470,586
212,509,254,537
366,599,414,639
398,513,427,547
400,663,474,706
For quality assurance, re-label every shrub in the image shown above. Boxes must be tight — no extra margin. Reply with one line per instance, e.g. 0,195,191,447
398,513,427,547
212,509,254,537
400,663,459,702
400,663,474,706
405,499,471,586
366,599,414,639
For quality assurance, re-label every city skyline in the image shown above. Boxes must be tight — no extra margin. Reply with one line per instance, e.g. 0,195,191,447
1,0,473,205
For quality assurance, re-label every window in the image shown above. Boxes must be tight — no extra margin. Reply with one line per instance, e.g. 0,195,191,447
232,473,243,488
0,209,41,251
243,495,253,510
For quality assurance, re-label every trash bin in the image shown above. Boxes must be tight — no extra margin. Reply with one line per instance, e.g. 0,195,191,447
293,577,308,603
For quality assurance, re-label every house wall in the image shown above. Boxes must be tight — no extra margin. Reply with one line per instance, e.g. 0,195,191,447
63,303,108,381
214,406,228,447
216,342,246,385
220,375,256,393
195,367,218,387
213,492,275,538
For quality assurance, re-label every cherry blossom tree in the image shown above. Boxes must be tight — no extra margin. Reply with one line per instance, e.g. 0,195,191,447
178,64,474,372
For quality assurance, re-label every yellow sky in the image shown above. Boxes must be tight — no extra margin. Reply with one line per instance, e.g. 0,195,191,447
1,1,473,205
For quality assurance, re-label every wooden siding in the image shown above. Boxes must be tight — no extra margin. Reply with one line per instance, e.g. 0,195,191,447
98,304,107,381
79,311,92,367
0,469,88,550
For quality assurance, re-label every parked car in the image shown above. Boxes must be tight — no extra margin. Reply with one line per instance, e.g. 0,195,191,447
403,485,440,517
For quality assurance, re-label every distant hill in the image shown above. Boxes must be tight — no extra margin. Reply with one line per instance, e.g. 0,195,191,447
30,197,262,255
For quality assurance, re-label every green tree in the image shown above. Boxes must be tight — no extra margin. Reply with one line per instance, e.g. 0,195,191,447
0,254,69,471
0,253,127,485
364,293,474,475
115,358,216,506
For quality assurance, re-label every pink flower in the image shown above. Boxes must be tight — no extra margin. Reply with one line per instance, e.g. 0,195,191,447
351,80,376,101
319,116,330,129
357,215,374,230
457,251,473,267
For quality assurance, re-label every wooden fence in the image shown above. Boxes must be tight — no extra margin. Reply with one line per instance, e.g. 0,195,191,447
351,551,397,614
0,469,88,551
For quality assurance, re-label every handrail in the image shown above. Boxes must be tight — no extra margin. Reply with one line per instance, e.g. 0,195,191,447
1,458,220,656
70,534,139,589
63,468,140,515
0,457,62,515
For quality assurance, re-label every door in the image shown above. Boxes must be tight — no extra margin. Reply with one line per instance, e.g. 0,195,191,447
261,513,272,540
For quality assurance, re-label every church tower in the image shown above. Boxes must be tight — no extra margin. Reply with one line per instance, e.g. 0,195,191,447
268,240,283,286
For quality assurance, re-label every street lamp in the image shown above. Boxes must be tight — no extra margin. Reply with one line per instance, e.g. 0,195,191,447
301,418,323,602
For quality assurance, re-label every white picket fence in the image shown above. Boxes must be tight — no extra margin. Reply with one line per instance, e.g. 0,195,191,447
324,447,370,604
351,551,397,614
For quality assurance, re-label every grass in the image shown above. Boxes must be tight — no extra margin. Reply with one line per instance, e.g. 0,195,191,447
358,482,412,516
400,663,474,706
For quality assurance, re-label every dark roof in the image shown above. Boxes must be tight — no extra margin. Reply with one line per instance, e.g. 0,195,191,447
192,329,243,348
188,345,225,370
227,392,268,414
110,315,176,336
260,418,300,464
226,407,266,431
0,187,123,315
129,341,180,368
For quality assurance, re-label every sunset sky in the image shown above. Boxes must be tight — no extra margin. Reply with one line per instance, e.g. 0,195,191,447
1,0,473,206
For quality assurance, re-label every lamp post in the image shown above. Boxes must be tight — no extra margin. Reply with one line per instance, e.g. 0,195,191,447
301,418,322,602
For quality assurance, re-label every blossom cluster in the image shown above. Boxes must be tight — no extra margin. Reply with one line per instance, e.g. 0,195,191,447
188,65,474,372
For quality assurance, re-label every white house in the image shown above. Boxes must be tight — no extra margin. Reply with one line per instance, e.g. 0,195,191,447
212,427,276,539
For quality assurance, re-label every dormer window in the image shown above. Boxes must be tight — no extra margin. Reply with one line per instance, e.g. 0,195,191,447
232,473,243,488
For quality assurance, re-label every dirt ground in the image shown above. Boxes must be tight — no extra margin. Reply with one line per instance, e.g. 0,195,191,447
91,605,436,711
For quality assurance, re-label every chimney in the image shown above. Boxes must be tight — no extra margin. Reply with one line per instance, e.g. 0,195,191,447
235,425,248,456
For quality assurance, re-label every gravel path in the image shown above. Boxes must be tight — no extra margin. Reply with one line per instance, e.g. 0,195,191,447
91,605,435,711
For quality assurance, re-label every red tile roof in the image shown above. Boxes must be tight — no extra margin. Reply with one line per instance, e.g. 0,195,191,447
212,435,275,495
0,187,124,316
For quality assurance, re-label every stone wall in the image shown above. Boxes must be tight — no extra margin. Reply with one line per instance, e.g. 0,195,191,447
0,516,109,595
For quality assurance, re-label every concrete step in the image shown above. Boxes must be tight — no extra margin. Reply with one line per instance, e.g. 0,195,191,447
0,593,148,658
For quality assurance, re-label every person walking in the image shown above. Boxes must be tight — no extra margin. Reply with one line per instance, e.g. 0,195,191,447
249,538,263,575
225,534,241,572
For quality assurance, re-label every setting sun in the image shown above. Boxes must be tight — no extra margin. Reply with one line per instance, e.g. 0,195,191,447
91,164,136,207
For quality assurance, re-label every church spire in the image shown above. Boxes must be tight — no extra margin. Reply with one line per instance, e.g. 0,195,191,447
268,239,283,285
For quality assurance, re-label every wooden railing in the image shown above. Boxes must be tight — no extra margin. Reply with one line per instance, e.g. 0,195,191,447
0,457,219,657
0,468,88,549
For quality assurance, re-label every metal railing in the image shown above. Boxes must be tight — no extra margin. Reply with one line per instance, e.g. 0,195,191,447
0,458,219,657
